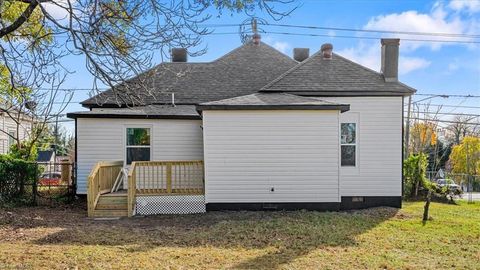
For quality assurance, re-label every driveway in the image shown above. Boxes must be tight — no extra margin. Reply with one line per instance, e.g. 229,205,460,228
461,192,480,201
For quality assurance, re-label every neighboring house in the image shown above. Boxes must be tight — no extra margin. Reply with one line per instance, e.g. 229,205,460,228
68,38,415,217
37,150,55,164
0,108,33,155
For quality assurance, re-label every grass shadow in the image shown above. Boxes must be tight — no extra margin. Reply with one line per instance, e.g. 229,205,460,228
1,205,398,269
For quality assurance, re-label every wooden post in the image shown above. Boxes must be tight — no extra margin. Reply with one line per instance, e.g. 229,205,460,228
60,159,70,184
166,163,172,193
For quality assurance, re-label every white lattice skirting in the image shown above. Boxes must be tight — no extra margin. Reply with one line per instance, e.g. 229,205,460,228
135,195,206,215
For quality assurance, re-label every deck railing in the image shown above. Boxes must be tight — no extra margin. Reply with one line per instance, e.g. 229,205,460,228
87,161,123,217
127,160,204,216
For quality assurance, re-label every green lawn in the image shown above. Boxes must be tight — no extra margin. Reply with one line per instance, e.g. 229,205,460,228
0,201,479,269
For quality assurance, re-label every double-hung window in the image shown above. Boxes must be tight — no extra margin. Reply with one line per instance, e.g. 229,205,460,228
126,127,151,165
7,130,16,151
341,123,356,167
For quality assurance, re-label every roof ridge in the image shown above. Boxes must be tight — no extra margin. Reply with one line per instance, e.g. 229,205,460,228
213,41,295,64
260,49,323,90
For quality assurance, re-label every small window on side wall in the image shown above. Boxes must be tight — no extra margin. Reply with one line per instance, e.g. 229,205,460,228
8,130,16,151
126,128,151,165
341,123,356,167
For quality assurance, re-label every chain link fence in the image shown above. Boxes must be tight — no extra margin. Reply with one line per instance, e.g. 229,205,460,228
0,160,76,206
426,170,479,203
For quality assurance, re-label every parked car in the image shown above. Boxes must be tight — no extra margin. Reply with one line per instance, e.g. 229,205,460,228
436,179,462,192
39,172,62,185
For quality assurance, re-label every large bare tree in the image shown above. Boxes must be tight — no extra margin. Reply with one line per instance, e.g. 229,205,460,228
0,0,295,157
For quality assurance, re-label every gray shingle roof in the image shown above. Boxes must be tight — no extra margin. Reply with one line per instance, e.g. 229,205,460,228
67,105,199,119
260,51,416,96
37,150,54,162
80,42,297,108
197,93,350,112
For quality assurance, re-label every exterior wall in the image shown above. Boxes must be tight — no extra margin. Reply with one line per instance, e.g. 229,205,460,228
0,114,32,155
202,110,340,203
322,96,403,197
76,118,203,194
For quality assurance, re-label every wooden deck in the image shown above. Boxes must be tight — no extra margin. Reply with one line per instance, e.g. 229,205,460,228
87,161,204,217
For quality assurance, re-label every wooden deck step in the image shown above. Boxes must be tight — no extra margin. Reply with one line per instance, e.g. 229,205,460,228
93,191,128,217
92,209,128,217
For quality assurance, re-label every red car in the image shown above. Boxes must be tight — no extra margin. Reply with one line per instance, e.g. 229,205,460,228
39,172,62,185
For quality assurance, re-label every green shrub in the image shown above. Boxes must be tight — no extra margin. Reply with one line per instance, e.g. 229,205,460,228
8,140,38,161
0,155,40,206
403,153,429,198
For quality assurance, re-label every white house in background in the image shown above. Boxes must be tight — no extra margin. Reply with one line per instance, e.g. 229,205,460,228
68,38,415,217
0,108,33,154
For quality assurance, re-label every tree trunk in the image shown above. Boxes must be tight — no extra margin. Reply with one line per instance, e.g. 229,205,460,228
423,190,432,222
415,180,420,197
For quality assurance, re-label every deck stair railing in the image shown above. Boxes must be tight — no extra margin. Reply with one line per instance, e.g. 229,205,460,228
127,160,204,216
87,160,124,217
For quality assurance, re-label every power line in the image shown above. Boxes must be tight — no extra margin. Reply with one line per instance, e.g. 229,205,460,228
404,111,480,117
264,31,480,44
408,117,480,126
408,103,480,109
41,30,480,45
415,93,480,98
267,23,480,39
49,22,480,39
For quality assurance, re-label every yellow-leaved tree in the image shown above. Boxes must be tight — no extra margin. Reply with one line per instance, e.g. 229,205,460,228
449,136,480,176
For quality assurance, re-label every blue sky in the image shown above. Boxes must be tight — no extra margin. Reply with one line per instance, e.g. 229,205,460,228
55,0,480,133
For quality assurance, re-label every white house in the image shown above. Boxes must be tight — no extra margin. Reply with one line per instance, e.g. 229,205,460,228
0,108,33,154
68,38,414,217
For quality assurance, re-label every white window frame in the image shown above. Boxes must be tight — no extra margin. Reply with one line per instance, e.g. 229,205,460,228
339,113,359,175
7,130,16,151
340,123,357,167
124,125,152,166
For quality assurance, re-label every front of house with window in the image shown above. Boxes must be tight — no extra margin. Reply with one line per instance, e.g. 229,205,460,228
68,38,413,217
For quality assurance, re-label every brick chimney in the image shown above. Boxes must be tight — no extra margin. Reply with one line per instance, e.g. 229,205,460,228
381,39,400,82
171,48,187,62
321,43,333,59
252,33,261,45
293,48,309,62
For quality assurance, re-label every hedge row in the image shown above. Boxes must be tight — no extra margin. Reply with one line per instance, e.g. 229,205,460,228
0,155,40,205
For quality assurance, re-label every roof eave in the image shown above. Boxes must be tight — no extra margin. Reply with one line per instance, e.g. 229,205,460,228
66,112,200,120
259,90,415,97
196,104,350,113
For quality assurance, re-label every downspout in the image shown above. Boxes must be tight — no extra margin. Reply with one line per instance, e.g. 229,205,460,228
337,111,341,208
74,118,78,195
2,112,4,153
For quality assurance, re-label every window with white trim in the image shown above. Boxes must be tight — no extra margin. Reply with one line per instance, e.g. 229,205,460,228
8,130,16,151
126,127,151,165
341,123,356,167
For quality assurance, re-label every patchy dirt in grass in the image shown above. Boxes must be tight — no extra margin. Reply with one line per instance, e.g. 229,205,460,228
0,201,478,269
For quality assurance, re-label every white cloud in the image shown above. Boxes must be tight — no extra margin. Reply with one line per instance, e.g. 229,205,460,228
262,36,291,54
337,43,430,75
41,0,76,20
363,2,475,51
448,0,480,13
399,56,431,75
272,41,290,54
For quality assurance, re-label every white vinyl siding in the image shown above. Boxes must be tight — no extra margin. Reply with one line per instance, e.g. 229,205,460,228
203,110,340,203
76,118,203,194
0,115,31,154
323,97,403,197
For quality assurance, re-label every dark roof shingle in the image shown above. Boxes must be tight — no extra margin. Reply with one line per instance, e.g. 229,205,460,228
260,51,416,96
197,93,350,112
37,150,54,162
81,42,297,107
67,105,199,119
